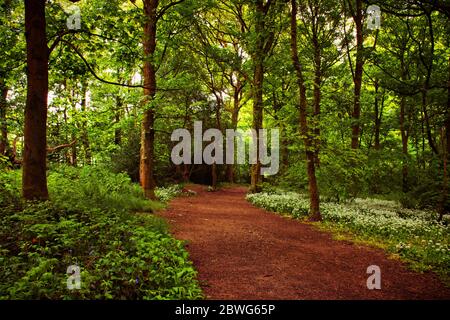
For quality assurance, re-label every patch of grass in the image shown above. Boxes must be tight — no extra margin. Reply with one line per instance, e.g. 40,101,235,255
0,165,203,299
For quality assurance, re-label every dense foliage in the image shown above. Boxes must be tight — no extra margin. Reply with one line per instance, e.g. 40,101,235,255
0,166,202,299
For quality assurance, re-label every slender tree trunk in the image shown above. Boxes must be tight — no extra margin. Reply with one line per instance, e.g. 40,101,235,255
211,99,222,190
140,0,158,199
421,88,439,155
374,79,381,150
22,0,48,200
226,80,241,183
438,127,448,221
0,81,8,155
182,163,190,182
312,28,321,164
438,56,450,221
250,61,264,192
114,96,122,146
80,84,91,165
273,99,289,171
350,0,363,149
281,132,289,168
399,54,410,192
291,0,321,221
249,0,273,193
71,133,77,166
400,96,409,192
63,104,77,166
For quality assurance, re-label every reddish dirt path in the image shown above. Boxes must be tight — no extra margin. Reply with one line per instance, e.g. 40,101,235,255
159,185,450,299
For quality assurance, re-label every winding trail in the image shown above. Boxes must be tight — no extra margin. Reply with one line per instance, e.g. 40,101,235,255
159,185,450,299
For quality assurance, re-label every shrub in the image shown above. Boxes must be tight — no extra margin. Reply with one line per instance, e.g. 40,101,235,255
155,185,183,203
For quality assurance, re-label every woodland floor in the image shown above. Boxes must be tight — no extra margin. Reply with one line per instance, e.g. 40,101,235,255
159,185,450,299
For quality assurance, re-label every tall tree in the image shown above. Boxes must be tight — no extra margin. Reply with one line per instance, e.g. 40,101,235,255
0,78,7,156
249,0,277,192
22,0,49,200
140,0,159,199
290,0,321,221
140,0,185,199
347,0,364,149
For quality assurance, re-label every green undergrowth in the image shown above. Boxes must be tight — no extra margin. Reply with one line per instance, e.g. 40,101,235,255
155,184,183,203
0,165,202,299
246,191,450,285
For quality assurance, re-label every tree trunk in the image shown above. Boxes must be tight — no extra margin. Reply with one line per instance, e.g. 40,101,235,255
226,81,241,183
249,0,273,193
350,0,363,149
312,26,321,165
140,0,158,199
399,53,411,192
182,163,190,182
374,79,381,150
291,0,321,221
64,104,77,166
421,88,439,155
0,81,8,156
114,96,122,146
211,95,222,190
71,133,77,166
438,55,450,221
250,60,264,192
22,0,49,200
80,84,91,165
400,96,409,192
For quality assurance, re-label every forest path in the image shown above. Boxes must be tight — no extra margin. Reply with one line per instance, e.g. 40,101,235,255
159,185,450,299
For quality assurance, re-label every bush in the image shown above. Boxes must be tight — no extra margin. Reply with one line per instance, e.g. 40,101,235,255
401,176,450,212
0,166,202,299
108,125,141,182
155,185,183,203
317,148,368,202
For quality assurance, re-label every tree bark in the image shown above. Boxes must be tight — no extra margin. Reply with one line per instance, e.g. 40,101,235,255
0,80,8,156
114,95,122,146
249,0,275,193
140,0,158,199
400,96,409,192
250,58,264,192
438,55,450,221
211,95,222,190
80,84,91,165
22,0,49,200
350,0,364,149
71,133,77,166
226,78,242,183
374,79,381,150
399,52,411,192
291,0,321,221
421,88,439,155
312,20,322,164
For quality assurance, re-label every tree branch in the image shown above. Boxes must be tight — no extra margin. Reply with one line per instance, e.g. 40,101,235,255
60,39,180,92
47,140,77,154
157,0,185,21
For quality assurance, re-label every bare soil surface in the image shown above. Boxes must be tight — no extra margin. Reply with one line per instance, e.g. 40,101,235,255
159,185,450,299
